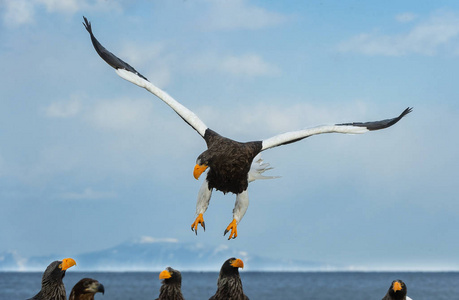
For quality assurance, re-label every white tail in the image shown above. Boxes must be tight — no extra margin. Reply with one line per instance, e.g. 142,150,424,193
248,154,280,183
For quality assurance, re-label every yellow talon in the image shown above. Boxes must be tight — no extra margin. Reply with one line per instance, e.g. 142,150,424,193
191,213,205,234
224,219,238,240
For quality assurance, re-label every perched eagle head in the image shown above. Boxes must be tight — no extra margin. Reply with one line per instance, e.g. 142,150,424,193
159,267,182,285
221,257,244,276
388,279,408,299
69,278,105,300
44,258,77,282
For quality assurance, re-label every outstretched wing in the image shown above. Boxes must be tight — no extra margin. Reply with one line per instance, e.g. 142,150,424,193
83,17,208,137
261,107,412,151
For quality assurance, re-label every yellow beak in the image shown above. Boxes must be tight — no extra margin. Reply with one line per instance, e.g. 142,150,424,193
159,269,172,280
230,258,244,269
392,281,402,292
61,258,76,271
193,164,208,180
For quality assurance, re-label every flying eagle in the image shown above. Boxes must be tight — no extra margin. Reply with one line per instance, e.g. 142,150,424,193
382,280,412,300
83,17,412,240
69,278,105,300
28,258,77,300
209,258,248,300
157,267,184,300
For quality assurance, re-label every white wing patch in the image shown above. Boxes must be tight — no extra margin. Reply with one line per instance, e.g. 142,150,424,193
261,125,369,151
115,69,208,137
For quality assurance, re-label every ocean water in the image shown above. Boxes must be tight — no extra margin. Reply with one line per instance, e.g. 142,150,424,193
1,271,458,299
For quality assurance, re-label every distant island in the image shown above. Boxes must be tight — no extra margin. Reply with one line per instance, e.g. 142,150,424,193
0,236,335,272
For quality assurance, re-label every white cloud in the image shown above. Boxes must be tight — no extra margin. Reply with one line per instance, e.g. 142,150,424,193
2,0,35,26
338,11,459,56
120,41,279,80
137,236,179,244
186,52,279,77
44,98,82,118
60,187,117,200
201,0,288,31
2,0,121,26
119,42,172,88
88,98,155,131
3,0,285,29
212,244,229,255
36,0,80,14
219,54,280,77
395,12,417,23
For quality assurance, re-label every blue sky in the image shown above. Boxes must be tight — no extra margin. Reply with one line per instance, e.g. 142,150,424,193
0,0,458,271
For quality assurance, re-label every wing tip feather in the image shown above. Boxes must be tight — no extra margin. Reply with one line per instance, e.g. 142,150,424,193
82,16,91,33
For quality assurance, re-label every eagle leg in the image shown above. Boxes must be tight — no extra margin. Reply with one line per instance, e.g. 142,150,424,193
224,219,238,240
223,191,248,240
191,213,205,235
191,181,212,235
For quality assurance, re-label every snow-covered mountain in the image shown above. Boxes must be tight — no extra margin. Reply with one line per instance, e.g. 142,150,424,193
0,250,28,270
0,237,334,271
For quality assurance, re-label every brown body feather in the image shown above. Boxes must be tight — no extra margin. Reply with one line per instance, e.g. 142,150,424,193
209,258,249,300
201,129,262,194
28,261,69,300
156,267,185,300
156,285,185,300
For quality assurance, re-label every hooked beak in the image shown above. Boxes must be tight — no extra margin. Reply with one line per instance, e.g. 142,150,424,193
392,281,402,292
159,269,172,280
61,258,76,271
193,164,208,180
97,283,105,294
230,258,244,269
86,281,105,294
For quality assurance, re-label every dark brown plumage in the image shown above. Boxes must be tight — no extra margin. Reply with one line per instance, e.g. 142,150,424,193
209,258,249,300
28,258,76,300
69,278,104,300
200,129,262,194
156,267,184,300
382,280,411,300
83,16,412,240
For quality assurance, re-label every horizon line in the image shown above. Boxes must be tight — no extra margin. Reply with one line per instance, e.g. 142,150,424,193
3,269,459,273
